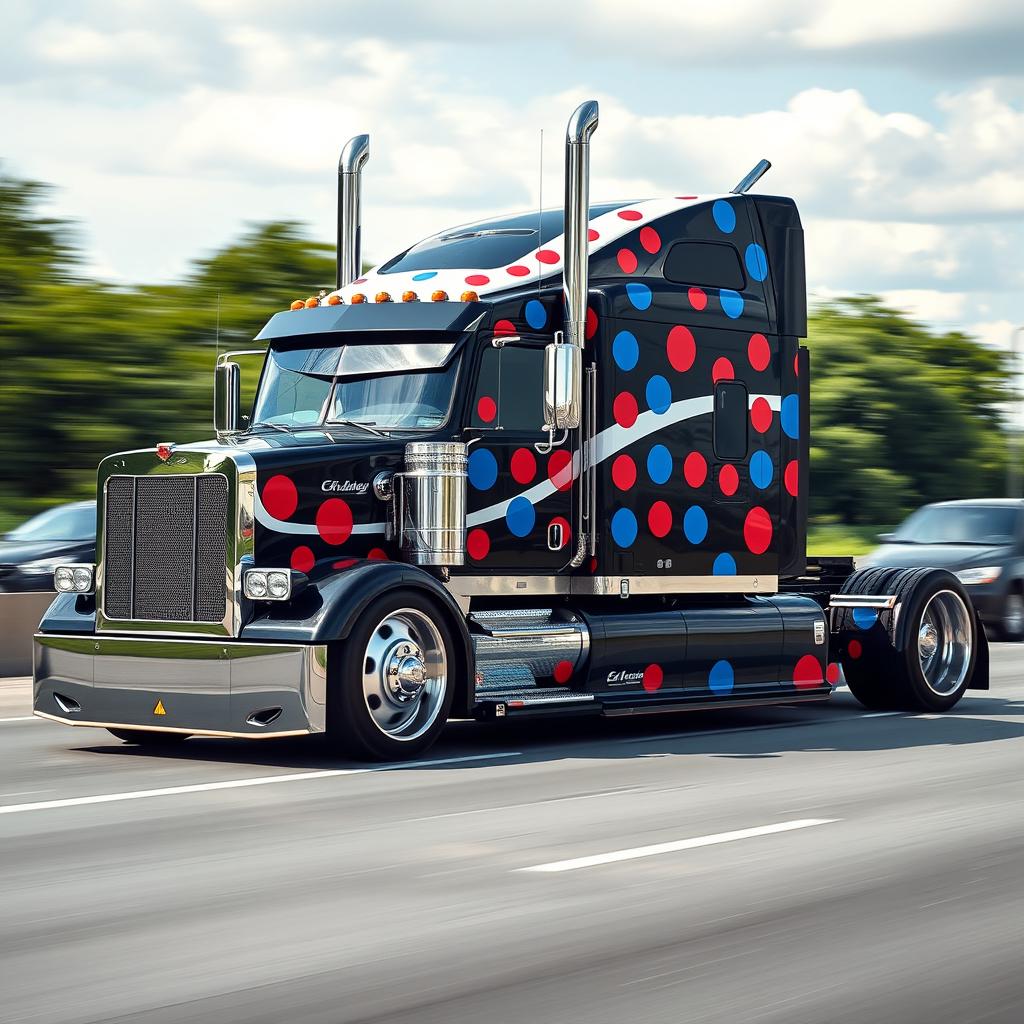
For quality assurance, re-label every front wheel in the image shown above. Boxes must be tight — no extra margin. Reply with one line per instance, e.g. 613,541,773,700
326,590,457,761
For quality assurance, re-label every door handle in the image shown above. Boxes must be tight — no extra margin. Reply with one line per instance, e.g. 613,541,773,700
547,520,564,551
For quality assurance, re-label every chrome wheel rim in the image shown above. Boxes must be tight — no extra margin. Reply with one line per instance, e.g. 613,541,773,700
917,589,972,696
361,608,447,741
1005,593,1024,637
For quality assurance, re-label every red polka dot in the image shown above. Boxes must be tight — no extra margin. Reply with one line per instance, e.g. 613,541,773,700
617,209,643,221
477,395,497,423
794,352,800,376
712,357,734,383
826,662,841,685
507,264,531,277
667,325,696,372
588,228,600,242
744,506,773,555
352,277,367,285
648,501,673,538
367,547,389,560
684,452,708,488
643,664,663,692
639,226,661,253
510,447,537,484
536,249,560,264
553,659,574,684
262,475,298,520
750,397,773,433
676,195,698,200
794,654,824,689
291,546,315,573
617,248,638,274
688,286,707,311
466,528,490,561
316,498,353,545
465,274,489,286
493,319,516,335
613,392,639,428
847,639,863,660
719,463,739,496
586,306,598,340
748,333,771,371
331,558,358,570
784,460,799,497
612,454,637,490
548,450,574,491
589,556,598,574
549,516,571,550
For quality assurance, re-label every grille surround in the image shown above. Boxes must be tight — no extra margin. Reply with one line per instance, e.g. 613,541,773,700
103,473,228,624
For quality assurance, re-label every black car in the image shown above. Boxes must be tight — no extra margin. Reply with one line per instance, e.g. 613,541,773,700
862,499,1024,641
0,501,96,593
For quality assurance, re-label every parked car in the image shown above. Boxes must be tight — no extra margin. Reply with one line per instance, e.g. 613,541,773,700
862,499,1024,641
0,501,96,593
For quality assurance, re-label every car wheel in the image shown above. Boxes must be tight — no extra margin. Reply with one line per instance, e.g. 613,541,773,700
999,589,1024,642
326,589,457,761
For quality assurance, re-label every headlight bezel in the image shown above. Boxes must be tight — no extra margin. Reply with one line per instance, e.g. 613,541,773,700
243,568,294,602
53,563,95,594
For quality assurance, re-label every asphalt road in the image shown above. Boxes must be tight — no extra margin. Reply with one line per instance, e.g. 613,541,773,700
2,646,1023,1024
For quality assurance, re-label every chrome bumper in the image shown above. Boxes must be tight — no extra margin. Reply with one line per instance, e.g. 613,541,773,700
33,634,327,738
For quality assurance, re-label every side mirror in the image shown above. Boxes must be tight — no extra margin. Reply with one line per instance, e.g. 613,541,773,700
214,359,241,436
543,339,581,431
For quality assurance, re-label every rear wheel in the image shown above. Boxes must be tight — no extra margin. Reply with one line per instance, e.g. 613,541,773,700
327,590,456,761
107,728,190,746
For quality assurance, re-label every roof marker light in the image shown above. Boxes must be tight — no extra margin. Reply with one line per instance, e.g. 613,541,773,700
327,294,343,305
375,291,392,303
461,290,479,302
290,299,304,310
431,290,449,302
304,296,319,308
402,290,418,302
351,293,366,304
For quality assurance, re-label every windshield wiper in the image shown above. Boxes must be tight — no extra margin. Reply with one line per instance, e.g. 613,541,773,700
249,421,293,434
331,419,386,437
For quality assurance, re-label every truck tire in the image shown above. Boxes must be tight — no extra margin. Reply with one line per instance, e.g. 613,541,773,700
838,567,977,712
326,589,457,761
107,729,190,746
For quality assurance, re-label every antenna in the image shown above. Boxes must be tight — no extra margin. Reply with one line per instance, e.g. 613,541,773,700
215,290,221,365
731,158,771,195
537,127,544,296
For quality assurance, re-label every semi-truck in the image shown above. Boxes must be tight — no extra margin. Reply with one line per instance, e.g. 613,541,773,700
34,101,988,760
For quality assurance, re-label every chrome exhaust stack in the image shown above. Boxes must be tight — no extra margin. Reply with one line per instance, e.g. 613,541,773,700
562,100,599,349
336,134,370,290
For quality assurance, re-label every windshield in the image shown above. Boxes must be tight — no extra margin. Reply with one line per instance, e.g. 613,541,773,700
252,343,461,431
8,504,95,541
892,505,1021,545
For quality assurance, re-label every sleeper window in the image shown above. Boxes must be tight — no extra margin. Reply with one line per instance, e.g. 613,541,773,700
714,381,749,461
663,241,746,290
472,346,546,432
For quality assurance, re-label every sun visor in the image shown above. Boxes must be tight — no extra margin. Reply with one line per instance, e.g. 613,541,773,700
256,302,486,342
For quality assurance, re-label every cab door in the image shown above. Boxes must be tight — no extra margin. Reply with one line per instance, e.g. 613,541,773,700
461,337,575,574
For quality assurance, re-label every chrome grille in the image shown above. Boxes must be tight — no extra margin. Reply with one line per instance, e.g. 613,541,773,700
103,474,228,623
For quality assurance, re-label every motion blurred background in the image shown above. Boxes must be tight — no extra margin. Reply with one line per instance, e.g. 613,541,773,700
1,0,1022,554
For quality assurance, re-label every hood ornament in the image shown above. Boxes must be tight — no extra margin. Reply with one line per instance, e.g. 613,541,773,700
156,442,176,461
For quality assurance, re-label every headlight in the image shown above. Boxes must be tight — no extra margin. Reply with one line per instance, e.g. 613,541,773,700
243,568,293,602
54,563,94,593
955,566,1002,585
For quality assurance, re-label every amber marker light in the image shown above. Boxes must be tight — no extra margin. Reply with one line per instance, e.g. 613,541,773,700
402,290,418,302
431,290,449,302
304,296,319,308
290,299,304,311
375,291,392,303
351,293,366,304
327,294,343,305
461,290,479,302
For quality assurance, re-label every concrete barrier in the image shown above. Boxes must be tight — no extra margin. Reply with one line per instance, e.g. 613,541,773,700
0,593,55,677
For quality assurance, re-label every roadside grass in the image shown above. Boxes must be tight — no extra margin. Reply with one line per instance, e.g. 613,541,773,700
808,522,887,557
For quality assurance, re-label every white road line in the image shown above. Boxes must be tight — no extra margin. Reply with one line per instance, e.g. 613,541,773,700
519,818,839,873
0,751,521,816
0,716,38,723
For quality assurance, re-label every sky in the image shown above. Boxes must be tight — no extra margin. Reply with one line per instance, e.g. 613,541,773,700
4,0,1024,365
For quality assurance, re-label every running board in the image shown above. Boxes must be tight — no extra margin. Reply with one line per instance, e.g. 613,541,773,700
476,688,597,719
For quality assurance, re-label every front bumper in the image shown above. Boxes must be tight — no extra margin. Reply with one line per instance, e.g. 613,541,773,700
33,634,327,738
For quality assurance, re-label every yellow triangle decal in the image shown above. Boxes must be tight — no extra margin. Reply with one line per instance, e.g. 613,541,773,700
153,700,167,716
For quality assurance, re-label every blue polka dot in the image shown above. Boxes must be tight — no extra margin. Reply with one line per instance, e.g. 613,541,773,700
781,394,800,439
749,450,774,490
852,608,879,630
626,282,652,310
647,444,673,485
713,552,737,576
525,299,547,330
745,243,768,281
683,505,708,544
412,271,437,281
467,448,498,491
712,200,736,234
506,496,536,538
720,289,744,319
612,330,639,371
645,374,672,414
611,508,638,548
709,659,735,694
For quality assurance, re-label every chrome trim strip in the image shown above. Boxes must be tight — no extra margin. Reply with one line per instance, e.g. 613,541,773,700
33,710,311,740
448,574,778,598
830,594,897,610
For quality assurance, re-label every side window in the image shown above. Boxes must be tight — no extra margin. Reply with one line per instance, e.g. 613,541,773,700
663,241,745,290
472,346,546,432
713,381,748,461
